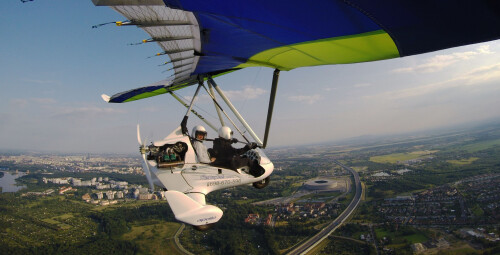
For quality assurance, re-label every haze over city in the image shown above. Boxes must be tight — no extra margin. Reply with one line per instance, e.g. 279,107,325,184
1,1,500,154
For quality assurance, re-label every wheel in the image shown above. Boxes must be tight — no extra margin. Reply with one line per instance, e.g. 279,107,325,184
194,223,215,231
252,176,270,189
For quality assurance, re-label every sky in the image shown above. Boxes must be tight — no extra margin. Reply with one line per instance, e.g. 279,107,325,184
1,1,500,154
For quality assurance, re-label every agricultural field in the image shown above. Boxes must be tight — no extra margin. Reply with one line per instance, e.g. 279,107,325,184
375,226,428,244
0,195,99,248
295,190,342,203
122,220,183,255
460,139,500,153
369,150,438,164
318,236,374,254
446,157,479,165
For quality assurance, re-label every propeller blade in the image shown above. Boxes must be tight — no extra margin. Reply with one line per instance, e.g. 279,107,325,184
137,123,153,191
137,124,143,145
141,153,155,192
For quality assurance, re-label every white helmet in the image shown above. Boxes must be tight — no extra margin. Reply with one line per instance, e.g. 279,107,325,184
218,126,233,140
192,125,207,140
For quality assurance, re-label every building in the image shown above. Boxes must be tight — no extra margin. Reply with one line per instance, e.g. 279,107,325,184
138,193,156,200
116,191,124,199
95,192,103,200
96,184,111,190
59,186,74,194
106,191,115,200
245,214,260,224
303,178,338,191
82,193,91,201
72,179,82,186
133,189,140,198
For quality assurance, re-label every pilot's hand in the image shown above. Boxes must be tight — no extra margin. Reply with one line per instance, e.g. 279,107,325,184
231,138,239,144
247,142,258,149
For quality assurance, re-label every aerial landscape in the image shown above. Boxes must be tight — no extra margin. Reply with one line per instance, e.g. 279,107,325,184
2,121,500,254
2,1,500,254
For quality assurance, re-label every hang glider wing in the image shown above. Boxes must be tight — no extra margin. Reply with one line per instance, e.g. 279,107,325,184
93,0,500,103
101,79,178,103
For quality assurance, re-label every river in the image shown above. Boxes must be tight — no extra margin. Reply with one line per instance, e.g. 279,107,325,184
0,171,27,193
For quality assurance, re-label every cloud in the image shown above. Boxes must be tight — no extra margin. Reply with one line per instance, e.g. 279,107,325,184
54,106,126,119
370,63,500,100
10,97,56,108
20,79,60,85
288,94,322,104
323,87,337,92
10,98,28,108
31,98,56,104
458,63,500,85
476,44,494,54
140,106,160,113
392,45,493,73
353,83,372,88
222,87,267,100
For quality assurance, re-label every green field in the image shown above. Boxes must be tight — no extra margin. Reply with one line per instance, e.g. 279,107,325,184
461,139,500,152
41,218,72,230
446,157,479,165
235,198,259,204
370,150,437,164
296,191,342,202
375,227,428,244
121,220,183,255
352,166,368,172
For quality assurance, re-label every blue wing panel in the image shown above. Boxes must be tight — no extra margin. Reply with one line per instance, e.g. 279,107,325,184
163,0,500,74
164,0,383,74
346,0,500,56
109,85,167,103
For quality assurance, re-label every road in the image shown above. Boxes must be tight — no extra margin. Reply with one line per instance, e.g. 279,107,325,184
287,160,362,255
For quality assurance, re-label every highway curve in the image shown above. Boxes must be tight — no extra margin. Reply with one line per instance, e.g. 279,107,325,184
287,160,362,255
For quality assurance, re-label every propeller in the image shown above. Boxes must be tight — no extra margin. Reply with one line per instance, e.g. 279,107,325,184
137,124,155,192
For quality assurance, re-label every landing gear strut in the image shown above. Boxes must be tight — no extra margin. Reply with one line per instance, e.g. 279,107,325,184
252,176,270,189
194,223,215,231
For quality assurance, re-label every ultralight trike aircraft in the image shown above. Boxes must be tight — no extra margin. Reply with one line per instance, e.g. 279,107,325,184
127,76,276,231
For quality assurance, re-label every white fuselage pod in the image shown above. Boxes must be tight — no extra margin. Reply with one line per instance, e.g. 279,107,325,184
145,126,273,226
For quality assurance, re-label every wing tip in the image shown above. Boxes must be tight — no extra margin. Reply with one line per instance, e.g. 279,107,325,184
101,94,111,103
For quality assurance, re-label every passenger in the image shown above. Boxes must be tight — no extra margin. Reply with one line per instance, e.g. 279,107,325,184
210,126,257,170
191,125,212,164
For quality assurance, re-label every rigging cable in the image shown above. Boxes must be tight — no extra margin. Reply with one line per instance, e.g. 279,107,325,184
171,91,219,123
238,67,262,136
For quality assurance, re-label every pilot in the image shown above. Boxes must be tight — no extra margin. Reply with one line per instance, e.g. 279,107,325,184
210,126,257,170
191,125,212,164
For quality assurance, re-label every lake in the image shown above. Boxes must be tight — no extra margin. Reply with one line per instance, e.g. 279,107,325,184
0,171,27,193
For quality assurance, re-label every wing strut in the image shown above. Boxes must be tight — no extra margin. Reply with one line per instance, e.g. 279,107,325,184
263,69,280,148
169,92,217,132
203,80,251,143
207,81,225,127
180,80,202,135
208,77,263,146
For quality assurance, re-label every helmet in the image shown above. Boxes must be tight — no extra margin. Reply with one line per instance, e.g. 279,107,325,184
218,126,233,140
192,125,207,141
